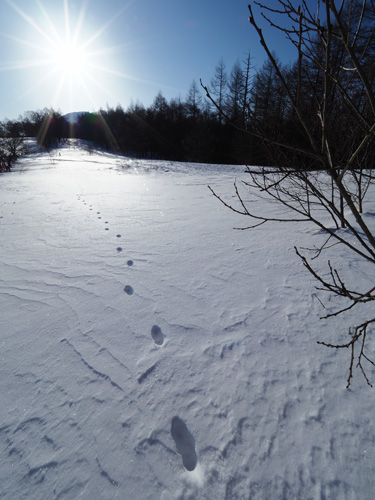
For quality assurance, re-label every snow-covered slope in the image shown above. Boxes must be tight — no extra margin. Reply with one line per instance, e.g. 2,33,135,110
63,111,89,124
1,140,375,500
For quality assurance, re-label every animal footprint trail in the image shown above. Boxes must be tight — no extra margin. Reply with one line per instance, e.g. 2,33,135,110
170,416,197,471
151,325,164,346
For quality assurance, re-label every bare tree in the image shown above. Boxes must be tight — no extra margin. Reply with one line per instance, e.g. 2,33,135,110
210,58,228,126
227,61,245,124
202,0,375,387
185,80,203,124
241,51,254,126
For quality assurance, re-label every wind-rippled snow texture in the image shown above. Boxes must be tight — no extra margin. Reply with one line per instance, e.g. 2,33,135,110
1,140,375,499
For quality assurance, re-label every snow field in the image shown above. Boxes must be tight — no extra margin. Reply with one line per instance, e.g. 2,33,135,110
1,140,375,499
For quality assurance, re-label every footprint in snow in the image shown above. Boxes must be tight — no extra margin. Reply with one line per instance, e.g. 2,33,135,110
124,285,134,295
171,416,197,471
151,325,164,346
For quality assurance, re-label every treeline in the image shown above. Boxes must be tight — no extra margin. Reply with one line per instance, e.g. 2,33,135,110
2,0,375,169
0,58,258,165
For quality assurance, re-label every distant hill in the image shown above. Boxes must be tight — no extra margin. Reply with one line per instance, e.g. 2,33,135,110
63,111,89,124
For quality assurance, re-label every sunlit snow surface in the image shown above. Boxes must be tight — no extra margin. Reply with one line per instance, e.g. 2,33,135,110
1,140,375,500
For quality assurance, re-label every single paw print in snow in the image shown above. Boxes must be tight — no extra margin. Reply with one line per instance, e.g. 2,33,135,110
124,285,134,295
151,325,164,346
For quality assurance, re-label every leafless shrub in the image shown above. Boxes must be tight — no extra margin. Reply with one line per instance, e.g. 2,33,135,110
0,137,26,172
202,0,375,386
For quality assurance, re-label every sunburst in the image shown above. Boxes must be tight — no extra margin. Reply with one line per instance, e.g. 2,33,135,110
2,0,134,113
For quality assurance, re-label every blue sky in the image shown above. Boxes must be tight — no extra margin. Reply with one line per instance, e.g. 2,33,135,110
0,0,301,120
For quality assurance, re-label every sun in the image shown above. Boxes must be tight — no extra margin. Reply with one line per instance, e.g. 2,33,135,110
52,40,86,78
3,0,135,113
2,0,172,117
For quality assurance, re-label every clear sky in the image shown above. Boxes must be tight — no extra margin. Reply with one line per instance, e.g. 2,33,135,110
0,0,303,121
